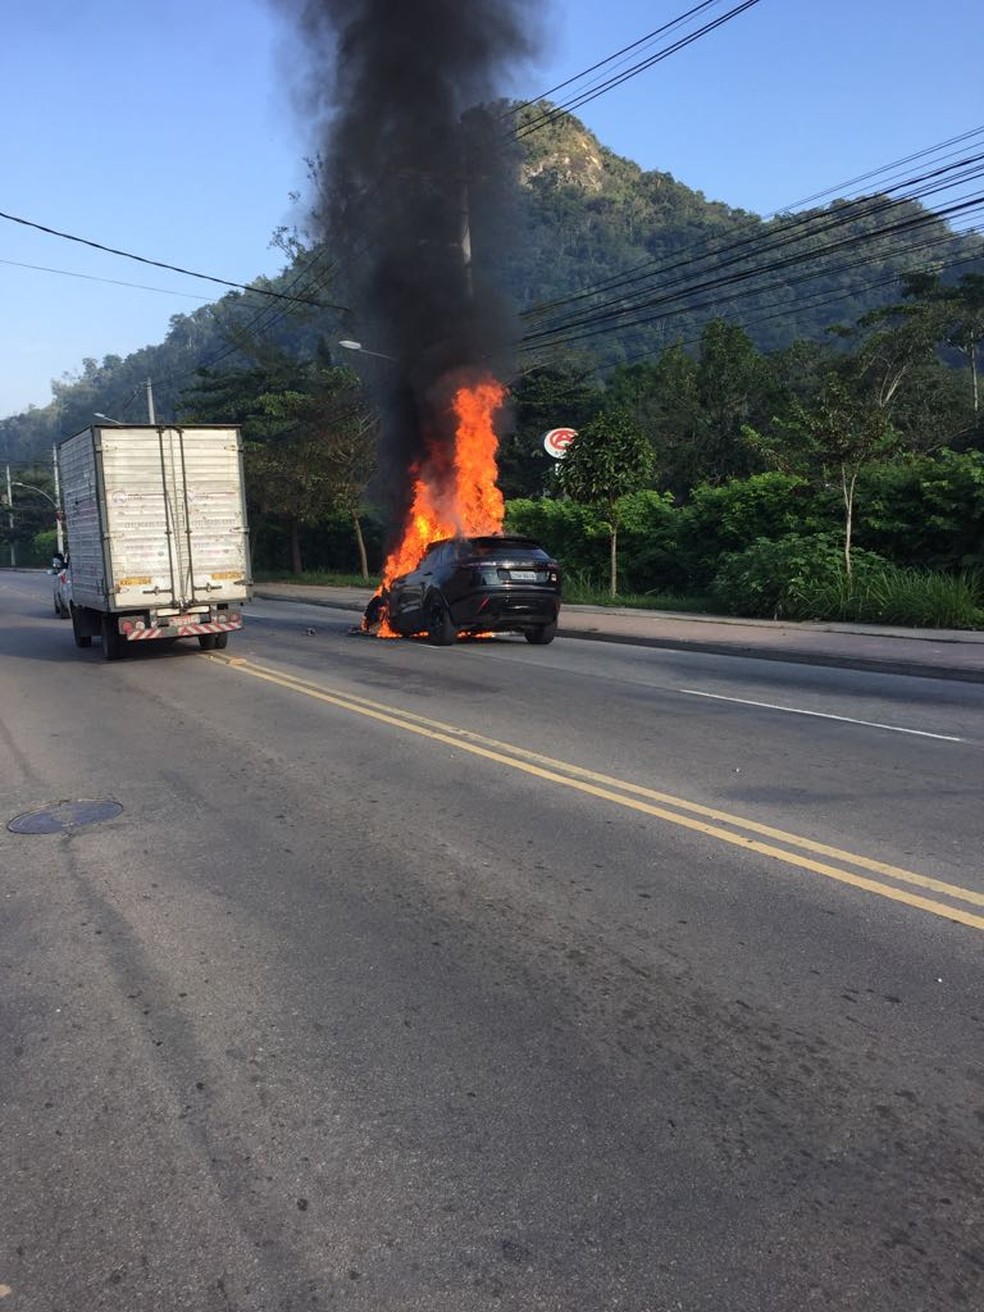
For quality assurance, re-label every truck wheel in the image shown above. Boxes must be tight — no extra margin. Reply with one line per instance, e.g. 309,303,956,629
71,605,92,648
101,613,124,661
198,634,218,651
213,632,228,650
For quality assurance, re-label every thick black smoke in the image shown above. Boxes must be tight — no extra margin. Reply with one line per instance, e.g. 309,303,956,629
277,0,539,532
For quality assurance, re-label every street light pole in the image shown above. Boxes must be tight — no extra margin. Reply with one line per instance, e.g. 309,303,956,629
52,445,64,555
4,463,14,567
11,481,63,558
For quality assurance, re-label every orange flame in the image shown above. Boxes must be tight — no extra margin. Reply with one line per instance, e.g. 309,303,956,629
369,376,506,637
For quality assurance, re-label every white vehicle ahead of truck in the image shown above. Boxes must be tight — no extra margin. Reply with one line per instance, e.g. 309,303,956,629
50,554,71,618
58,424,251,660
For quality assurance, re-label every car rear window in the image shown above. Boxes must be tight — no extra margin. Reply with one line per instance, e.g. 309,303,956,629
466,537,550,561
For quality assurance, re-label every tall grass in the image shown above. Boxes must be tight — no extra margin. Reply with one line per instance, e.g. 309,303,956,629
561,568,713,613
255,564,983,628
254,569,376,588
796,566,984,628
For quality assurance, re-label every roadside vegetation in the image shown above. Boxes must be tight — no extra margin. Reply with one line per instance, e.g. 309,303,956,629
5,210,982,630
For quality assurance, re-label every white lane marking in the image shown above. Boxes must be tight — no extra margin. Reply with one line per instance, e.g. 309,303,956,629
679,689,964,741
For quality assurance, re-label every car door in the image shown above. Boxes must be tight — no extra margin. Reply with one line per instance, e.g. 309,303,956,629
393,543,445,631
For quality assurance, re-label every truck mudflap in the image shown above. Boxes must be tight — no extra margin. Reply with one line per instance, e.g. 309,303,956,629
120,612,243,642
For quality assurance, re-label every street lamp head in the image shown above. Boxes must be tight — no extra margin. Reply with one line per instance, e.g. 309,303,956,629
93,412,124,426
11,482,57,508
337,340,396,362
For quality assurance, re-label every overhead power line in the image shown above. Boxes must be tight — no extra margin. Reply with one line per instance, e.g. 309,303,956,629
518,151,984,349
0,257,213,301
514,0,762,141
521,139,984,328
0,207,349,312
521,194,984,354
2,3,758,348
511,0,728,117
778,124,984,212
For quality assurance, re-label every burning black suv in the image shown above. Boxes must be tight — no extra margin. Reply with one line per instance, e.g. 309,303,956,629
382,535,562,645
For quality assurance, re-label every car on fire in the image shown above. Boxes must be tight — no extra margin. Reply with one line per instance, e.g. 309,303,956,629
379,535,562,645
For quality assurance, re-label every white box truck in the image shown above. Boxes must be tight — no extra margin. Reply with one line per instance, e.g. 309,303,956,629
58,424,251,659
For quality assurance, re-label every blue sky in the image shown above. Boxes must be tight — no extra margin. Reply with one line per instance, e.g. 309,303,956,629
2,0,982,417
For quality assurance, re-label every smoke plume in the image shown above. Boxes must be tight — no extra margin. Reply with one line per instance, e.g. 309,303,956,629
277,0,540,533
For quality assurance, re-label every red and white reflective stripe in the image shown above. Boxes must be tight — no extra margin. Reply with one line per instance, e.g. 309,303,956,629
125,619,243,641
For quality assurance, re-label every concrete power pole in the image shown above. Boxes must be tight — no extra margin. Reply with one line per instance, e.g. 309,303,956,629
4,464,14,567
52,445,65,557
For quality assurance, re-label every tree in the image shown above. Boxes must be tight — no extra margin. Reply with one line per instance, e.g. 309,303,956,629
502,362,601,499
181,356,375,576
940,274,984,423
606,324,781,498
694,319,778,485
749,374,899,576
606,350,701,499
557,407,655,595
246,373,374,577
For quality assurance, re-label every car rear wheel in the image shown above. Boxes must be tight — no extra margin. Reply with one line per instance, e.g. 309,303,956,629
524,621,557,646
426,595,456,646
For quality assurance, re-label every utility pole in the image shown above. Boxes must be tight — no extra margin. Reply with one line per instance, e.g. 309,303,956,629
4,464,14,567
460,177,473,300
52,445,65,556
146,378,157,425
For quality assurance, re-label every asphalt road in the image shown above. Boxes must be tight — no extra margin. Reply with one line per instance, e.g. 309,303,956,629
2,573,982,1311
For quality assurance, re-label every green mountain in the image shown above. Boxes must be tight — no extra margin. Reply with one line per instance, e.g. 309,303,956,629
504,104,983,365
3,102,981,463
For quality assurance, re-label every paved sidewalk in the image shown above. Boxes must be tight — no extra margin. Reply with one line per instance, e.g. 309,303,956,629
253,583,984,683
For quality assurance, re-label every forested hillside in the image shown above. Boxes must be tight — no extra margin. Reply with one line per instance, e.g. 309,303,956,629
3,102,982,465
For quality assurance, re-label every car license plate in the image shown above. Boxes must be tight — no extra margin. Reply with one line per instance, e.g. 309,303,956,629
511,570,538,581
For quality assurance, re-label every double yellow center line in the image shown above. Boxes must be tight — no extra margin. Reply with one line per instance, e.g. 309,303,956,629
209,653,984,933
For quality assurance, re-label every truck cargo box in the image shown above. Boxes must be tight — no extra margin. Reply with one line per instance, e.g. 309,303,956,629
59,424,250,610
57,425,251,656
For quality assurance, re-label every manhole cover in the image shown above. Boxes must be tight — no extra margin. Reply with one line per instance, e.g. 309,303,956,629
8,800,124,834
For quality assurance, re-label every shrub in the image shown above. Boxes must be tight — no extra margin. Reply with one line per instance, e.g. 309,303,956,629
855,450,984,571
507,491,684,594
609,489,682,592
677,472,832,587
505,498,610,578
810,567,983,628
711,534,983,627
710,534,889,619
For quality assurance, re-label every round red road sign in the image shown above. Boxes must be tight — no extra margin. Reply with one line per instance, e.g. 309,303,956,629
542,427,577,459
